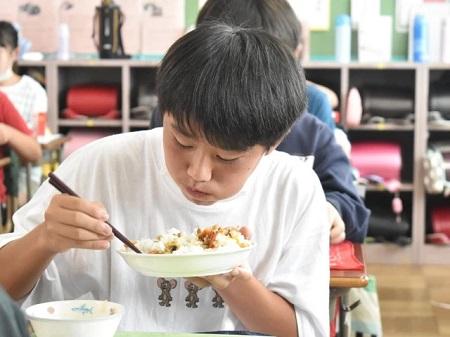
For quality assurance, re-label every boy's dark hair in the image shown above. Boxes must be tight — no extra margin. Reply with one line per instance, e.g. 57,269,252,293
157,22,306,151
0,21,18,49
197,0,302,53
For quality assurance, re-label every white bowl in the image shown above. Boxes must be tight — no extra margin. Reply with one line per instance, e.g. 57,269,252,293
117,245,254,277
25,300,123,337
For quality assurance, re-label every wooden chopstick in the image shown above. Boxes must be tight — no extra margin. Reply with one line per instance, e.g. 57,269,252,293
48,172,142,254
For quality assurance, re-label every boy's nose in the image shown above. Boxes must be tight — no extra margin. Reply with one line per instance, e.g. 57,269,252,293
187,153,212,183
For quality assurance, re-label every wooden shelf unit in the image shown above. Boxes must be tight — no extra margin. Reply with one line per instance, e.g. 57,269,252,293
17,59,450,265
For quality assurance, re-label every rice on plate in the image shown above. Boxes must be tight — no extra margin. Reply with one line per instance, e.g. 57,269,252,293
118,225,253,277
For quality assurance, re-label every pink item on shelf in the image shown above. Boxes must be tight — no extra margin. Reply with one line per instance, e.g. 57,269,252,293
350,142,402,181
63,130,114,159
392,196,403,214
345,87,363,127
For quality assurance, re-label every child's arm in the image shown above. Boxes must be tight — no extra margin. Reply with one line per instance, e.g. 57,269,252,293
211,272,297,337
0,194,112,300
0,123,41,162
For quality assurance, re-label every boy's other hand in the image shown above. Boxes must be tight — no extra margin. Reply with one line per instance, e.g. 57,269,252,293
327,201,346,244
40,194,113,253
186,265,253,290
187,226,252,289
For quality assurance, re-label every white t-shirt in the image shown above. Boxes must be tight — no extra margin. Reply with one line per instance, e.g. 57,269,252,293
3,128,329,337
0,75,48,128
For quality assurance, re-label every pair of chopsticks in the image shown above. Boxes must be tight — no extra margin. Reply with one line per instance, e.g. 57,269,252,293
48,172,142,254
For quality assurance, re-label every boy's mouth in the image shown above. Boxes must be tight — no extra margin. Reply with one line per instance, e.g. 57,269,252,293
186,186,211,199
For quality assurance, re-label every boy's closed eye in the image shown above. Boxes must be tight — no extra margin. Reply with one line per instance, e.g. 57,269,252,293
174,136,193,149
172,131,243,163
216,154,240,163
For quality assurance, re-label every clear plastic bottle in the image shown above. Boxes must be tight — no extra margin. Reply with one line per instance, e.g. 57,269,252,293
335,14,351,63
57,23,70,60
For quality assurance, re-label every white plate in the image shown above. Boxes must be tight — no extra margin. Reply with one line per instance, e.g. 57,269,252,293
117,245,253,277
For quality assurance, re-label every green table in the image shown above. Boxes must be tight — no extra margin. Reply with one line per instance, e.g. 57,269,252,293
116,333,259,337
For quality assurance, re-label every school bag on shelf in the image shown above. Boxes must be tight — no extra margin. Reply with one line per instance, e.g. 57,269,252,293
424,142,450,196
63,85,120,119
351,142,410,244
427,206,450,245
359,86,414,125
429,82,450,120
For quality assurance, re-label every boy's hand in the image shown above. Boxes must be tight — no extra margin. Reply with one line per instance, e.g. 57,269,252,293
327,201,346,244
40,194,113,253
187,226,252,289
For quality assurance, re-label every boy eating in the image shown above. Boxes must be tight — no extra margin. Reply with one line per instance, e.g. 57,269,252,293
0,23,329,337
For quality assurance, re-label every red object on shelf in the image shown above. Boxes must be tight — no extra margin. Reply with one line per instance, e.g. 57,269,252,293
431,207,450,238
350,142,402,181
330,241,364,271
63,85,120,119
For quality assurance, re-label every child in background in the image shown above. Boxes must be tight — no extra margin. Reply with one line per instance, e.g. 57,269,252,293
151,0,370,243
0,21,48,204
0,23,329,337
0,92,41,224
0,21,47,130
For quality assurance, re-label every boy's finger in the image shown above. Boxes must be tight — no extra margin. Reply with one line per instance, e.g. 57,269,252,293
45,207,112,236
204,274,231,290
230,267,252,281
52,194,109,220
50,222,112,242
239,226,251,239
185,277,210,289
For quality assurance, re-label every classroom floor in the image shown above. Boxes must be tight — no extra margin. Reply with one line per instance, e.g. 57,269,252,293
368,264,450,337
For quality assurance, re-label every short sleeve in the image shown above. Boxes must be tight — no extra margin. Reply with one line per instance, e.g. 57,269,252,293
0,93,33,135
266,171,330,337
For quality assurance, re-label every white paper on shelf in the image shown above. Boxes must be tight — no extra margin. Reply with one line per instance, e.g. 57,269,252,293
358,15,392,62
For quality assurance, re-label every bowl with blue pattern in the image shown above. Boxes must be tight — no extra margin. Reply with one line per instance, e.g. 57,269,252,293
25,300,123,337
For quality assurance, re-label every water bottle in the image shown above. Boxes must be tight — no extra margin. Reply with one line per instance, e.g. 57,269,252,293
335,14,351,63
57,23,70,60
413,14,428,63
